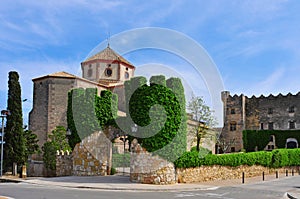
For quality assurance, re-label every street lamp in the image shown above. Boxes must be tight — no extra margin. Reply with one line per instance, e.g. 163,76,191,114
0,110,10,177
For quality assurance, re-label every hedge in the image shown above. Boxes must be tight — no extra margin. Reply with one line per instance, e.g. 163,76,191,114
124,76,187,162
243,130,300,152
174,148,300,168
67,88,118,149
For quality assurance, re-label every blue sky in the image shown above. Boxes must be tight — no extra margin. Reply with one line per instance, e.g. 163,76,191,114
1,0,300,126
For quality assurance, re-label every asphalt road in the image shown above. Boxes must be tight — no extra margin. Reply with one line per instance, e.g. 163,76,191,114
0,176,299,199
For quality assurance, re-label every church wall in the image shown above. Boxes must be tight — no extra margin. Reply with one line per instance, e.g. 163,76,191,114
82,63,98,82
98,62,119,81
29,79,50,147
119,63,134,81
47,78,76,137
29,77,76,147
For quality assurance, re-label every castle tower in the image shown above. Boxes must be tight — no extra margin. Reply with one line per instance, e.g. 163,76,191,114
221,91,246,152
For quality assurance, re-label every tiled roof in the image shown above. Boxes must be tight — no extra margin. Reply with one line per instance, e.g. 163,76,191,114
32,71,77,80
83,46,133,66
48,71,77,78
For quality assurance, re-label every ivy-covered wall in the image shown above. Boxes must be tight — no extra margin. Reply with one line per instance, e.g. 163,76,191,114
67,88,118,149
122,75,187,162
243,130,300,152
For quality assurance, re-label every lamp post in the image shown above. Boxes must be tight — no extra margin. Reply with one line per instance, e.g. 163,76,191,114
0,110,10,177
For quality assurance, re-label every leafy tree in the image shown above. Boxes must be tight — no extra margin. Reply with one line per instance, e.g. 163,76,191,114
187,96,217,151
42,126,71,170
4,71,26,170
24,128,40,157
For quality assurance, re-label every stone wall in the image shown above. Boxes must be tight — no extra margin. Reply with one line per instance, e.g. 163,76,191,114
56,151,73,176
72,131,112,176
130,139,176,185
176,165,300,183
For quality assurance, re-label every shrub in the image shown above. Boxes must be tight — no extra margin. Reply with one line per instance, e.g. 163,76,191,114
174,149,300,168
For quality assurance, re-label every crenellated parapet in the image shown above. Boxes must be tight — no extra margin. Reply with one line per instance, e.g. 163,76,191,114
56,151,73,176
221,90,300,153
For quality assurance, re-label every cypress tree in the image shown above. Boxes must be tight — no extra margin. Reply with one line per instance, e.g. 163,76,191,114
4,71,26,170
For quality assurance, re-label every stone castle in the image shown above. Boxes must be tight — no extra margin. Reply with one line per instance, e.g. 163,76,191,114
29,46,135,147
221,91,300,152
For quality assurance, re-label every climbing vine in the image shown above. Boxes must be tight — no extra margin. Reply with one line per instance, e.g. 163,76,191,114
67,88,118,149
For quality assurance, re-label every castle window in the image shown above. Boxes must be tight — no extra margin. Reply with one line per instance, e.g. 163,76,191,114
230,108,235,114
126,67,128,71
268,108,273,114
105,68,113,77
289,121,295,129
230,122,237,131
124,72,129,79
289,106,295,113
260,123,264,130
268,122,274,130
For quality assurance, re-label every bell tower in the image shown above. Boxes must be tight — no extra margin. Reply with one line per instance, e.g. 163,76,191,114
81,46,135,87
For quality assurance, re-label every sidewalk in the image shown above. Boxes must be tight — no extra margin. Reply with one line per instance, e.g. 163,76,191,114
1,174,218,191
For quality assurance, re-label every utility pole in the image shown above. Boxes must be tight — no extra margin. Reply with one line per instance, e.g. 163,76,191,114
0,110,10,177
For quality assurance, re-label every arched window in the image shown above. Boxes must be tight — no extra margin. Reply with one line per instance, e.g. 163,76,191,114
124,72,129,79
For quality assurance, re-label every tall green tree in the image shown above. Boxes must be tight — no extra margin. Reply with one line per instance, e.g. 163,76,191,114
187,96,217,151
4,71,26,170
24,128,40,157
42,126,71,170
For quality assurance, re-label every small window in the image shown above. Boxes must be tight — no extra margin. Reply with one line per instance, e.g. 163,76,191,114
126,67,128,71
289,106,295,113
268,122,274,130
105,68,112,76
268,108,273,114
124,72,129,79
289,121,295,129
88,65,92,77
260,123,264,130
230,108,235,114
230,122,237,131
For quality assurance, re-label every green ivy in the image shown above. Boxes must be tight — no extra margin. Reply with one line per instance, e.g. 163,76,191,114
124,75,187,161
243,130,300,152
67,88,118,149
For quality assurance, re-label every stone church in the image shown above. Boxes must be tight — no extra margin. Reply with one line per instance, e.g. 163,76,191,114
29,46,135,147
221,91,300,152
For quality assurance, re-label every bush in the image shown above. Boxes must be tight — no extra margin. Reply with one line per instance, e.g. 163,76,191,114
110,167,117,175
174,149,300,168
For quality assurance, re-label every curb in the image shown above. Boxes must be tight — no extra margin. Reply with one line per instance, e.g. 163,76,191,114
21,179,219,192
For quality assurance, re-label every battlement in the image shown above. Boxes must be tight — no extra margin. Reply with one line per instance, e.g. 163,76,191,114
222,91,300,101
